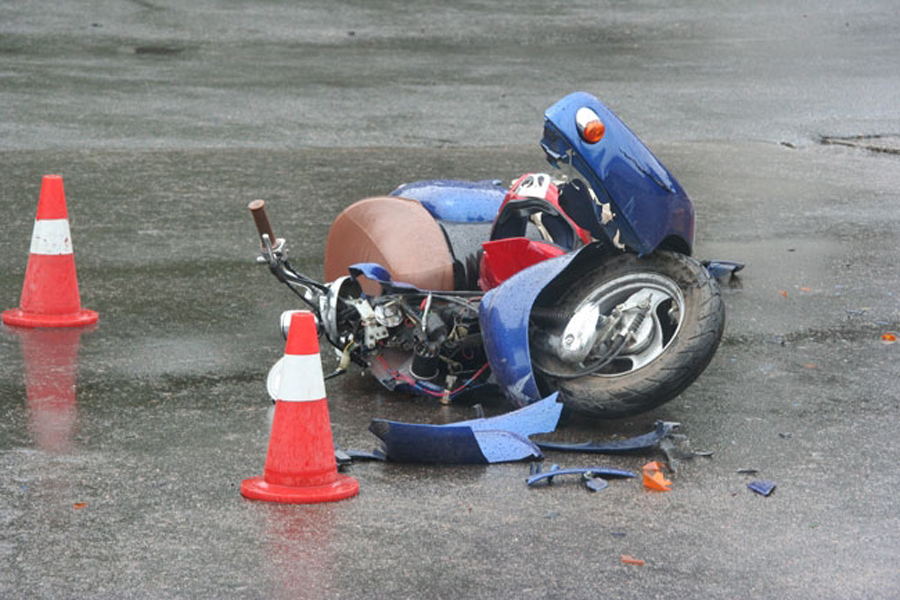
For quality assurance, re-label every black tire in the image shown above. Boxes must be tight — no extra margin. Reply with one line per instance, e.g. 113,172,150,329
531,251,724,418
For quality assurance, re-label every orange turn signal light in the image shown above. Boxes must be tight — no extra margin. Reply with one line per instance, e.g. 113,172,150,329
575,107,606,144
582,120,606,143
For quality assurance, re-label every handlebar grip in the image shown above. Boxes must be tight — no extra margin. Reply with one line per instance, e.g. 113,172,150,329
248,199,277,244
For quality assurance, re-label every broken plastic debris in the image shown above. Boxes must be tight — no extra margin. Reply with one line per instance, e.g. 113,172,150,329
536,420,678,454
659,434,713,473
881,332,897,344
748,480,776,496
642,461,672,492
73,502,88,509
526,463,635,488
536,421,709,474
583,473,610,492
620,554,645,566
368,393,563,464
335,448,387,464
369,422,541,464
450,392,563,438
702,260,744,280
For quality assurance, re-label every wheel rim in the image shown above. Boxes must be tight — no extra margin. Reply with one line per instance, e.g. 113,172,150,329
560,272,685,377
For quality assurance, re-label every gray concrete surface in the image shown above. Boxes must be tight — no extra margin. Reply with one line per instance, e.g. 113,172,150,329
1,1,899,598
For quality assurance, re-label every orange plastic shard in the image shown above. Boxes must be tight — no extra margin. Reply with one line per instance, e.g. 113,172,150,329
73,502,88,509
621,554,646,566
881,332,897,344
642,461,672,492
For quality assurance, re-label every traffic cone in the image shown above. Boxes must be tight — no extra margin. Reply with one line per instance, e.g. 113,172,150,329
2,175,98,328
241,311,359,503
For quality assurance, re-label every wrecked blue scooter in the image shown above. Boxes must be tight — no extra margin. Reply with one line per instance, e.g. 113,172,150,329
251,92,725,418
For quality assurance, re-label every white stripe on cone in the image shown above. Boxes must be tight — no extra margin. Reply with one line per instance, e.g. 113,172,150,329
29,219,73,255
277,353,326,402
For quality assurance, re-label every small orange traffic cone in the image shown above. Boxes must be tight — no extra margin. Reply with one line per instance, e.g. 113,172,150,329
241,311,359,503
2,175,98,328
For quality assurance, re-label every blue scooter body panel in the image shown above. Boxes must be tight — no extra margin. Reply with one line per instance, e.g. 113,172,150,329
479,247,587,406
389,179,505,223
479,243,612,406
541,92,694,255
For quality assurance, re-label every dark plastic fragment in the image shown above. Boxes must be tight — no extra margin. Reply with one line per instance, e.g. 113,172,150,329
748,480,777,496
340,449,388,462
583,473,609,492
335,449,353,466
526,466,635,487
659,434,714,473
702,260,745,279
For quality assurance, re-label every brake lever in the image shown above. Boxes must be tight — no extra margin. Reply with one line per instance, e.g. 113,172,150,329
259,233,286,269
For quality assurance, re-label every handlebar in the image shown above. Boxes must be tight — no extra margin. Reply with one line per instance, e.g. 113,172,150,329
248,198,328,307
248,199,277,246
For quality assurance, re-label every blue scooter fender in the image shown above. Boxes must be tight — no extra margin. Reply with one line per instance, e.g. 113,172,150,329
479,243,608,407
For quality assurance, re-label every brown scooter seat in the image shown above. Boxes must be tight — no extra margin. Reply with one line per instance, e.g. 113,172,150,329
324,196,455,293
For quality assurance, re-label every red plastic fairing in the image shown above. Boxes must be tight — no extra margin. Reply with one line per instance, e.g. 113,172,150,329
478,238,566,291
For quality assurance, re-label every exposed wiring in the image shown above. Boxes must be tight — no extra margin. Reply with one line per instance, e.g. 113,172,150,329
376,356,489,399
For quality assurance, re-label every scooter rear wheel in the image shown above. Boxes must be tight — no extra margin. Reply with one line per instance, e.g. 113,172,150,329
532,251,724,418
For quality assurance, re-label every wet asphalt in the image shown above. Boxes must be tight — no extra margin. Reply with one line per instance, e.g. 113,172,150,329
2,1,900,599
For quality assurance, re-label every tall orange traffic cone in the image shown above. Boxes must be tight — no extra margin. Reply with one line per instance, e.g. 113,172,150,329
2,175,98,328
241,311,359,503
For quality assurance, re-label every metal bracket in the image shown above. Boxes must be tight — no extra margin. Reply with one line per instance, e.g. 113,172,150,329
258,233,287,273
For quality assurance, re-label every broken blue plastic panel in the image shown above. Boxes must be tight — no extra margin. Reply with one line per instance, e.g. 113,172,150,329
748,480,777,497
452,392,563,437
368,393,564,464
535,420,679,454
347,263,422,294
368,421,536,463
